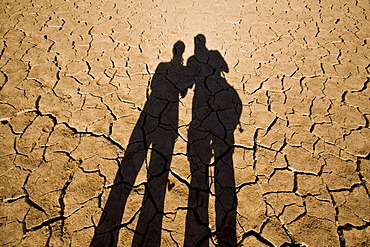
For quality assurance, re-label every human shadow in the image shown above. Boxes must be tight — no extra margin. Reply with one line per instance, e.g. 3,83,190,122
90,41,193,247
184,34,242,246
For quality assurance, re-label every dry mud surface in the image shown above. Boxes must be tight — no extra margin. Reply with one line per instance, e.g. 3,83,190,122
0,0,369,246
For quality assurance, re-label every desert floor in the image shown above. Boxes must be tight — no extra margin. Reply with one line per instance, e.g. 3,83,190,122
0,0,369,246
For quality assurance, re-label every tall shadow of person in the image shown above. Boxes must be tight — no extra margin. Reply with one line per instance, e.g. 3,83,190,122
184,34,242,246
90,41,192,247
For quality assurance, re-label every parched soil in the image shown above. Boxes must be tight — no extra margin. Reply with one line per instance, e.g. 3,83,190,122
0,0,369,246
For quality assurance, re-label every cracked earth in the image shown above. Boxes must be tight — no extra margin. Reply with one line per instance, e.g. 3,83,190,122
0,0,369,246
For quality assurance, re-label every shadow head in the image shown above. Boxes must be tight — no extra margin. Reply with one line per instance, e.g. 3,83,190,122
173,40,185,57
194,34,206,51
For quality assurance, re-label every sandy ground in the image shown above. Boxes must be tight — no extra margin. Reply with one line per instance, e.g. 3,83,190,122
0,0,369,246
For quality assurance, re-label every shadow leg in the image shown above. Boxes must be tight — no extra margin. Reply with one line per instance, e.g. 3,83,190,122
131,133,175,247
90,125,148,247
184,134,212,247
214,136,237,246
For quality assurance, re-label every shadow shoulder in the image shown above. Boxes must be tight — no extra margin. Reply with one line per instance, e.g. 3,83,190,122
155,61,172,73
